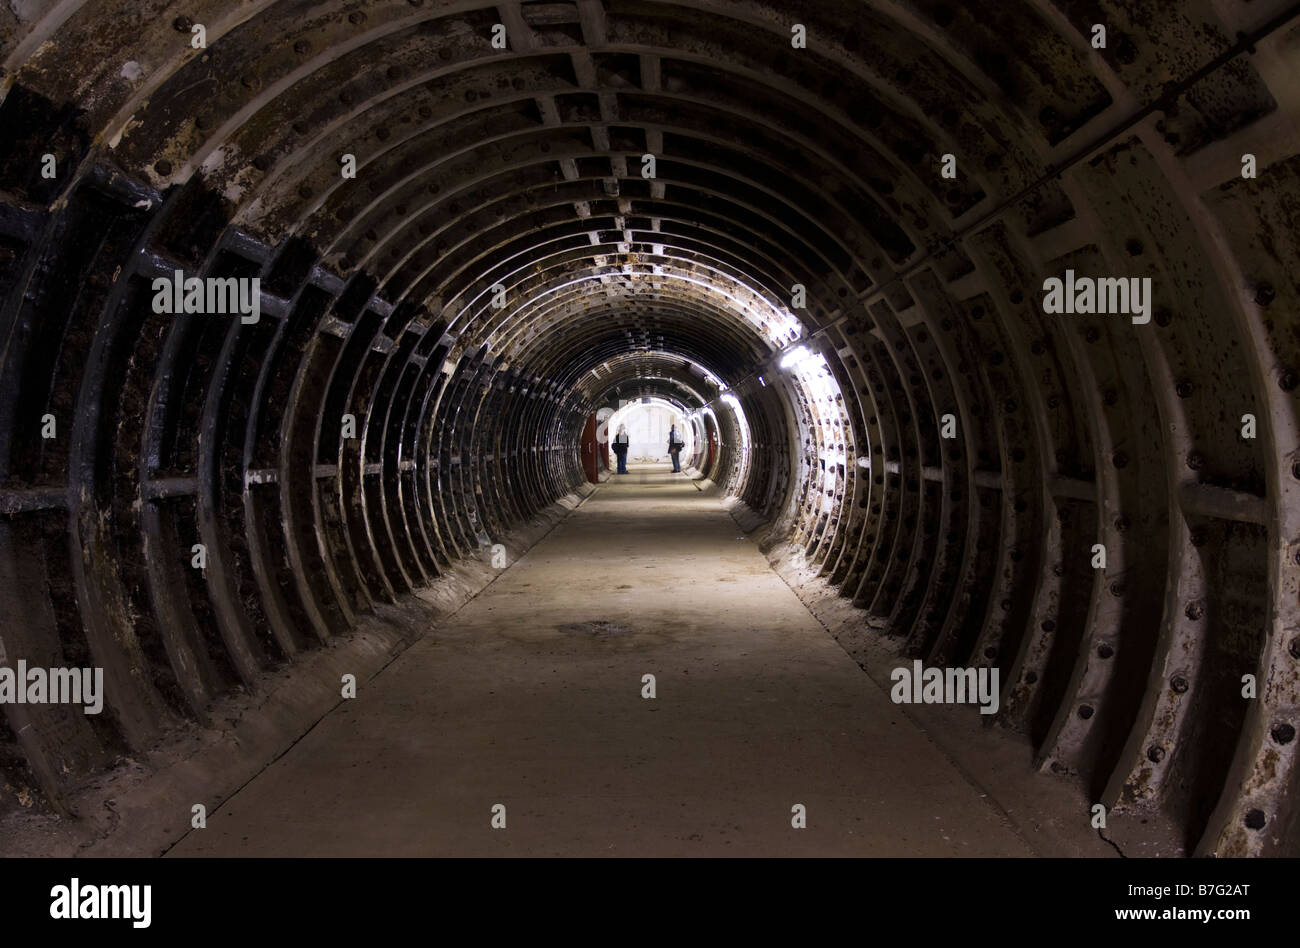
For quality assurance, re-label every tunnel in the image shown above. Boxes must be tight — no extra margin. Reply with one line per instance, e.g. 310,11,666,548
0,0,1298,867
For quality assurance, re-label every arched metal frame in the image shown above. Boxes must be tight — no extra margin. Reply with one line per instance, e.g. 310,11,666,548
0,0,1297,856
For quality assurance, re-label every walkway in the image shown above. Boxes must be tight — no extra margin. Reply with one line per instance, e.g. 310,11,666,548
169,465,1031,856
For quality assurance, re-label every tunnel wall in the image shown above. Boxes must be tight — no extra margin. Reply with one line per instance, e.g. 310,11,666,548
0,170,600,818
1,0,1299,858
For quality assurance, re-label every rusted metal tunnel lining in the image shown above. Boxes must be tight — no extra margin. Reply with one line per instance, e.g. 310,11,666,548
0,0,1298,857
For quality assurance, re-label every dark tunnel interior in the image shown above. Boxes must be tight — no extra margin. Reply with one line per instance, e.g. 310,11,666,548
1,0,1299,861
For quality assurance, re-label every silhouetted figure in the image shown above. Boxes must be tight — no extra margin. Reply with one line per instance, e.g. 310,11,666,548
613,423,630,474
668,423,683,473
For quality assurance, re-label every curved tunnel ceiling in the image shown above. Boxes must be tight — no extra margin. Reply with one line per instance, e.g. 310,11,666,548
1,0,1299,858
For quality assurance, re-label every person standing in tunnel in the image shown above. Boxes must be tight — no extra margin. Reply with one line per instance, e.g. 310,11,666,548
668,422,684,473
613,423,630,474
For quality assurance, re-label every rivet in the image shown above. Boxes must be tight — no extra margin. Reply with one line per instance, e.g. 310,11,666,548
1171,676,1189,694
1147,746,1165,763
1078,705,1094,719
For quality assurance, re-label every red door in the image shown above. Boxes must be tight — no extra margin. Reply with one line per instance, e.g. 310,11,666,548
581,413,600,484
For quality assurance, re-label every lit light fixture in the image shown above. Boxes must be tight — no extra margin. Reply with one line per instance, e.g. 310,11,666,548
779,345,811,369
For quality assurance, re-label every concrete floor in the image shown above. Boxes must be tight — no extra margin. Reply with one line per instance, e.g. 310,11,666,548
168,466,1033,856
